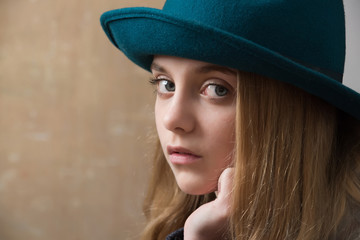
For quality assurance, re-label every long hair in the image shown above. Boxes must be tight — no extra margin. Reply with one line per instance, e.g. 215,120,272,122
141,72,360,240
232,72,360,239
140,143,216,240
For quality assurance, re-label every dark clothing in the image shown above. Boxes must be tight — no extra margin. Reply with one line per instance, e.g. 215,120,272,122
166,228,184,240
165,225,360,240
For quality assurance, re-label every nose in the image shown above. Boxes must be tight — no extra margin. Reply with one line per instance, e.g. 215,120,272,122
161,92,196,134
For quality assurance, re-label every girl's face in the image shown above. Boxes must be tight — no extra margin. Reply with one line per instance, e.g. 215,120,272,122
151,55,237,195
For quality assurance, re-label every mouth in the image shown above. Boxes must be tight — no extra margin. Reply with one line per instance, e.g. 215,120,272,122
167,146,202,165
167,146,200,156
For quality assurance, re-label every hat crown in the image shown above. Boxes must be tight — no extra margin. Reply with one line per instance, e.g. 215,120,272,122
163,0,345,75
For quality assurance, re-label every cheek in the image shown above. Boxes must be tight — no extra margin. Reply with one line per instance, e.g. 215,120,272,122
207,110,235,141
154,100,169,154
202,109,236,162
154,102,160,130
209,112,235,158
154,101,164,137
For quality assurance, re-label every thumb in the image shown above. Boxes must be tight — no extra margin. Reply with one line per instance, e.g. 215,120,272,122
216,168,234,201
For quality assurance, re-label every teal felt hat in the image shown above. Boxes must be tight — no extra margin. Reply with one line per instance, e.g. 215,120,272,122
100,0,360,120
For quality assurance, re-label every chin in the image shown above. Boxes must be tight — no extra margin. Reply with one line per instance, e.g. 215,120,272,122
176,178,217,196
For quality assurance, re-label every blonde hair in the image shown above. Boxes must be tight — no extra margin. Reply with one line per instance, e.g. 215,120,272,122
141,72,360,240
141,143,216,240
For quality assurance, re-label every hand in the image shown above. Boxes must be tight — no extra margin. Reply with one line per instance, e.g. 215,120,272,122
184,168,234,240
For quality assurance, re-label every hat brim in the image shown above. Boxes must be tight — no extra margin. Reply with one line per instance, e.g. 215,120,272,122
101,7,360,120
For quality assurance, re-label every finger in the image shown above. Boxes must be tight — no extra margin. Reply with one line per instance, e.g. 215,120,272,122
217,168,234,200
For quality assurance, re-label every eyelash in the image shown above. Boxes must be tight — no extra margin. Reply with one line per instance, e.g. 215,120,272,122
149,77,159,85
149,77,170,84
149,77,173,95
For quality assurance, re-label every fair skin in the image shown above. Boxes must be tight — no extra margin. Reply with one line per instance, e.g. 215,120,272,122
184,168,234,240
151,55,237,195
151,55,236,239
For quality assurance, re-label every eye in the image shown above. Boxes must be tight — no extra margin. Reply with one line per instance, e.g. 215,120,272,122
149,78,175,94
159,80,175,93
203,84,229,98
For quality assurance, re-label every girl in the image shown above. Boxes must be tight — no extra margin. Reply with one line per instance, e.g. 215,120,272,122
100,0,360,239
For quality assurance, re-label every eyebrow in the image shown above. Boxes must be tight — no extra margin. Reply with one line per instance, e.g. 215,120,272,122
150,62,237,76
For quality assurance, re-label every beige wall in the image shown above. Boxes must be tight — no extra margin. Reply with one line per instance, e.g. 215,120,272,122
0,0,164,239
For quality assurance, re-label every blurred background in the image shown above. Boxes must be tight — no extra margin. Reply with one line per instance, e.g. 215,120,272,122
0,0,164,239
0,0,358,239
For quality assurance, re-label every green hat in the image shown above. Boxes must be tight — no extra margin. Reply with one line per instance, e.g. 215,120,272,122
100,0,360,120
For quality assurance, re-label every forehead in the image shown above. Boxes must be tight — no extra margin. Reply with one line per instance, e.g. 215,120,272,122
151,56,237,76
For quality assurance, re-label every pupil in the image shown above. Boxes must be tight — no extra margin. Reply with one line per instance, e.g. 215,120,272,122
215,86,227,96
165,81,175,91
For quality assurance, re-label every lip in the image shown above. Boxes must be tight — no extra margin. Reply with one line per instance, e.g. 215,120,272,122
167,146,202,165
